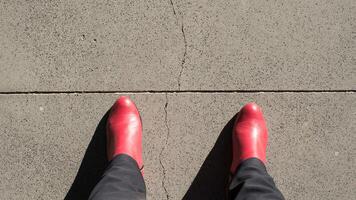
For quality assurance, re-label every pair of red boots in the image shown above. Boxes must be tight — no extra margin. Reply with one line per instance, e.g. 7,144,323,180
107,96,267,175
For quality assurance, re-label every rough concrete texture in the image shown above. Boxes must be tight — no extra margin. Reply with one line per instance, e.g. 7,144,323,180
0,0,182,91
164,93,356,199
176,0,356,90
0,94,168,200
1,93,355,200
0,0,355,91
0,0,355,199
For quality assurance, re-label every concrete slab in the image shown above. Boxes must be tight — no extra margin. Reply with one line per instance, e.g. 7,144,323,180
0,0,183,92
174,0,356,90
0,93,167,200
164,92,355,199
1,0,355,92
1,92,355,200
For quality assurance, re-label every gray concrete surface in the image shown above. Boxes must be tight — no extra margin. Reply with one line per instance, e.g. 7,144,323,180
0,0,355,91
0,0,355,200
0,94,168,200
0,93,355,200
165,93,356,199
0,0,182,91
177,0,356,90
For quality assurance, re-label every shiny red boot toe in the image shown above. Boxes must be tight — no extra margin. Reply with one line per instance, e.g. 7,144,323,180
106,96,143,172
230,102,268,174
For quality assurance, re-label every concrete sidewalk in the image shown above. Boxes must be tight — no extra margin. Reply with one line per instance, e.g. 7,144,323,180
0,0,355,200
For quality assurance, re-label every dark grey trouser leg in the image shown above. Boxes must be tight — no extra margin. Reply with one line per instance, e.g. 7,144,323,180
89,154,146,200
229,158,285,200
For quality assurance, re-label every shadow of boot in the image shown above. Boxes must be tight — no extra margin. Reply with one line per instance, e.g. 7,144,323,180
64,111,110,200
182,114,236,200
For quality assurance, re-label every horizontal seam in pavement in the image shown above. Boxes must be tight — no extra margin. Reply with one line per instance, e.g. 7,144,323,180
0,90,354,95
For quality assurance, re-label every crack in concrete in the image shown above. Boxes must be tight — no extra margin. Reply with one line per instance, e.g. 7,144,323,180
159,93,170,200
169,0,176,15
168,0,187,90
178,21,187,90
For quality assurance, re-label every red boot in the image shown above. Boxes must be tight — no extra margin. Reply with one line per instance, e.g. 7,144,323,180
106,96,143,174
230,103,268,174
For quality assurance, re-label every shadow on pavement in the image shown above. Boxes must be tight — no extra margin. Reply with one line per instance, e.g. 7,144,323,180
182,114,236,200
65,111,236,200
64,111,109,200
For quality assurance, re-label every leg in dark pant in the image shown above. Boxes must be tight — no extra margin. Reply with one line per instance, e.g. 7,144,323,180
89,154,146,200
229,158,284,200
